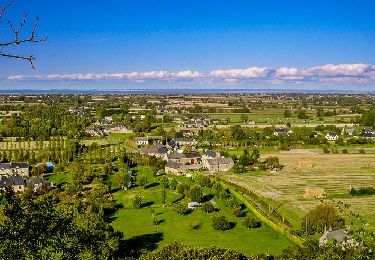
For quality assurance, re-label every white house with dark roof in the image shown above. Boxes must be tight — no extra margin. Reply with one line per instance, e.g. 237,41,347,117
0,162,30,177
325,133,339,141
135,137,149,146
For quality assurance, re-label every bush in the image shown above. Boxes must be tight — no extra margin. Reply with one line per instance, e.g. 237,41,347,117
359,148,365,154
243,216,261,228
177,183,190,196
169,178,178,190
322,145,330,154
174,203,192,216
201,201,215,213
232,206,246,218
226,197,239,209
197,174,212,187
342,148,348,154
211,214,233,231
349,187,375,196
132,195,142,209
187,185,203,202
153,216,161,225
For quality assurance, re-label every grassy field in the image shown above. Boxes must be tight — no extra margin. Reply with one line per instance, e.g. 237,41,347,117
220,151,375,230
110,166,293,256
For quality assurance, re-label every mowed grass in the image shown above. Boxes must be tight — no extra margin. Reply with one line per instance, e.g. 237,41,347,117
110,167,292,256
221,151,375,230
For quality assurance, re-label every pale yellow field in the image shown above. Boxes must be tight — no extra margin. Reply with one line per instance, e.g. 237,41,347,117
221,151,375,230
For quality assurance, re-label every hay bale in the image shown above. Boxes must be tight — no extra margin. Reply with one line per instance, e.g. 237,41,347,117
304,187,326,199
298,160,314,170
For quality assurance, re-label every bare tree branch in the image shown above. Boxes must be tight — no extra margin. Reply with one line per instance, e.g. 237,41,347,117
0,0,46,69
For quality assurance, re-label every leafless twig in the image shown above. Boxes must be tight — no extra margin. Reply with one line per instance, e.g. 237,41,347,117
0,0,46,69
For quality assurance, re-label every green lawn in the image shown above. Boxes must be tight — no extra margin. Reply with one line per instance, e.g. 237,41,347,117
110,166,293,256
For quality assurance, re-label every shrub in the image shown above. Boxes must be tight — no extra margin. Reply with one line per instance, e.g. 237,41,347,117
243,216,261,228
201,201,215,213
187,185,203,202
132,195,142,209
212,182,223,195
349,187,375,196
211,214,233,231
177,183,190,196
232,206,246,218
197,174,211,187
175,203,192,216
359,148,365,154
342,148,348,154
322,145,330,154
226,197,239,209
169,178,178,190
153,216,161,225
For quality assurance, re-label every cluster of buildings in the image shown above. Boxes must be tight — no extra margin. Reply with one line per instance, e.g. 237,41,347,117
137,134,234,175
86,116,133,137
0,163,49,193
182,117,221,128
273,127,375,141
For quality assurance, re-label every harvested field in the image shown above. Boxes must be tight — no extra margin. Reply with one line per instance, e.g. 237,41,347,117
221,152,375,230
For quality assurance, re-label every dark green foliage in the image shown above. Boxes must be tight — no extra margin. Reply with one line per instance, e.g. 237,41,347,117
137,175,148,189
174,203,192,216
159,176,169,189
176,183,190,197
302,203,344,235
211,214,233,231
196,174,212,187
349,187,375,196
232,206,246,218
0,188,122,259
169,178,178,190
187,185,203,202
243,216,261,228
140,242,248,260
263,156,284,171
132,195,142,209
201,201,215,213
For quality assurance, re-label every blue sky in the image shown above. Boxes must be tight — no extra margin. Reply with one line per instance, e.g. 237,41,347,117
1,0,375,90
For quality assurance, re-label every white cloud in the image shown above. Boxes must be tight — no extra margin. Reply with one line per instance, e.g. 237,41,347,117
303,63,375,77
210,67,271,78
7,63,375,86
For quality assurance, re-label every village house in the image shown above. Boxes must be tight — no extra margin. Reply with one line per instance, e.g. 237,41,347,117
202,150,220,159
180,129,196,137
202,157,234,173
183,121,195,128
167,151,202,165
273,128,293,136
0,162,30,177
135,137,149,146
325,132,339,141
140,145,168,159
319,229,358,247
104,123,133,134
341,127,355,136
359,127,375,139
173,138,197,147
85,127,105,137
0,176,46,193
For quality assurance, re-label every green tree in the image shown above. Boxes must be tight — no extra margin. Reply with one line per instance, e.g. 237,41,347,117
302,203,344,235
187,185,203,202
137,176,148,189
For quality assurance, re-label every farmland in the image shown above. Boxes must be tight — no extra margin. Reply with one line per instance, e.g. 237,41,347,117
221,150,375,230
